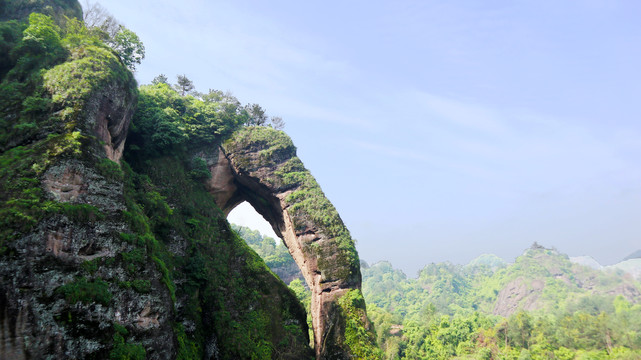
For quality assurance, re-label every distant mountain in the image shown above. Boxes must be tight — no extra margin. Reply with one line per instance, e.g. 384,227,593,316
607,259,641,280
362,244,641,319
466,253,506,269
487,245,640,316
363,246,641,360
623,249,641,261
569,255,602,270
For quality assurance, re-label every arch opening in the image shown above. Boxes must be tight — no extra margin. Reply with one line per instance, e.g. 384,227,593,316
228,202,305,285
228,202,280,242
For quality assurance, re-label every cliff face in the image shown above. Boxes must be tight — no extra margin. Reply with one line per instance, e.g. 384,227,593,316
0,2,315,359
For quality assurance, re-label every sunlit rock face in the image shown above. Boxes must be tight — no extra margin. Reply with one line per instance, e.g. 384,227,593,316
209,126,379,359
85,82,137,163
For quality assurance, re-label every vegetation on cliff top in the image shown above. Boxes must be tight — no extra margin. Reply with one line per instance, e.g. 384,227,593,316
0,9,134,249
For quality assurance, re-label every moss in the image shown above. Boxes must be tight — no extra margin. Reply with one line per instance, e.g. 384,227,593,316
0,132,93,246
337,289,383,359
58,203,104,222
121,248,146,274
174,323,201,360
56,277,112,305
222,126,378,356
224,126,296,171
119,279,151,294
110,324,146,360
0,0,83,23
96,158,123,181
131,279,151,293
43,44,135,122
152,255,176,303
121,248,145,264
225,127,361,283
188,157,211,180
81,259,99,275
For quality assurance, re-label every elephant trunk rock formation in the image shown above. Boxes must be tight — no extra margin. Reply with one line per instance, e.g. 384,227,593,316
209,127,379,359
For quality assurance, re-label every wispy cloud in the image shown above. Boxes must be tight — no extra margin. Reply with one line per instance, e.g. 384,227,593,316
411,92,511,137
350,139,499,181
355,90,641,195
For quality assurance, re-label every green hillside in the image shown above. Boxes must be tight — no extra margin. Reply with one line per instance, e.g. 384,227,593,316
234,225,641,359
362,244,641,359
231,223,304,284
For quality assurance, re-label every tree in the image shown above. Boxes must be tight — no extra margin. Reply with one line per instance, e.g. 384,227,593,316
508,311,533,349
83,1,119,38
245,103,268,126
9,13,67,73
270,116,285,130
152,74,168,85
82,1,145,70
175,74,194,96
111,26,144,70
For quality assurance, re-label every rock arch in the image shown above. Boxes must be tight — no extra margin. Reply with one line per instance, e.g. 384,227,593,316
205,127,378,359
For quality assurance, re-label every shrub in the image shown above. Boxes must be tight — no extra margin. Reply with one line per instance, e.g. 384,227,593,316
56,277,112,305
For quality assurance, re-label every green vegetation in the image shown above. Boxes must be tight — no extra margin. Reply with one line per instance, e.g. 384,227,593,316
1,2,313,358
231,224,301,280
121,81,312,359
339,289,384,359
233,224,316,344
56,277,112,305
119,154,311,359
362,246,641,359
126,83,246,159
224,127,380,357
0,9,134,249
0,0,83,23
110,322,146,360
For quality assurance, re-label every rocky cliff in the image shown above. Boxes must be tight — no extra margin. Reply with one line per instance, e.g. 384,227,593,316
213,127,380,359
0,2,378,359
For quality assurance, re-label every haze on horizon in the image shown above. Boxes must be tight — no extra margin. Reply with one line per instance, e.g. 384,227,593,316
100,0,641,276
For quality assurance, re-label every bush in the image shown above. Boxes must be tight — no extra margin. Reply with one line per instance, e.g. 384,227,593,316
56,277,112,305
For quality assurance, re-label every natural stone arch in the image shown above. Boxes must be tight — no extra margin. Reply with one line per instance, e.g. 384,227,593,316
206,127,379,359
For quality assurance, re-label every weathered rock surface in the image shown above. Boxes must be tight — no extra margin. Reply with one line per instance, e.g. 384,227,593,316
493,278,544,317
0,157,176,359
83,81,137,163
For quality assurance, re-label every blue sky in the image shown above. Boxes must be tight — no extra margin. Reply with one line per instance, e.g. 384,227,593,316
101,0,641,276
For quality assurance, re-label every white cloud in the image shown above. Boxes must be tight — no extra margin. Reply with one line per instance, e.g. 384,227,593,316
354,90,641,196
